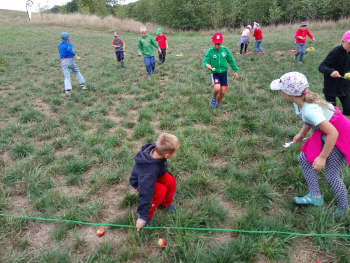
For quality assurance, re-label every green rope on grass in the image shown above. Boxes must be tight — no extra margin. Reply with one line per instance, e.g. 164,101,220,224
1,212,350,237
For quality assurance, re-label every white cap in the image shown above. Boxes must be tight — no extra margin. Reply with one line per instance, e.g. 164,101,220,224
270,72,309,96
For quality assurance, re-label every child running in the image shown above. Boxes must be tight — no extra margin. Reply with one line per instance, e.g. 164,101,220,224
294,21,315,62
137,26,161,79
155,28,168,64
270,72,350,215
319,30,350,118
58,32,86,95
253,22,264,55
203,32,239,109
112,32,125,68
238,25,252,55
130,133,180,231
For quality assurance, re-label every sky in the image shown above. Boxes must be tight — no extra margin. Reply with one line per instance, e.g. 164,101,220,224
0,0,138,12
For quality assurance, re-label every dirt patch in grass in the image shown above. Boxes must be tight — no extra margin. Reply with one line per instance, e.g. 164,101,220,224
54,147,77,158
217,195,243,219
289,239,333,263
32,98,55,118
24,222,55,250
99,183,132,223
119,94,137,99
7,194,31,214
0,85,15,97
0,151,13,167
193,123,210,130
211,154,228,168
255,256,282,263
70,184,132,259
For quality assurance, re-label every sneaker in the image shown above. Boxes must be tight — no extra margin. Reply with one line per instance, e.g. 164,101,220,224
167,204,175,211
64,89,71,95
210,97,216,108
215,104,222,109
121,61,125,68
293,193,324,206
80,84,87,90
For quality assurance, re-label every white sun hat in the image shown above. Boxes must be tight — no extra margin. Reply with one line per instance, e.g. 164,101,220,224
270,72,309,96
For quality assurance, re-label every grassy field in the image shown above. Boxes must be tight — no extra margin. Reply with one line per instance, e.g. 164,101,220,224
1,10,350,263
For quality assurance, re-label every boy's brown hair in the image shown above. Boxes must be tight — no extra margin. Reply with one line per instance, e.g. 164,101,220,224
155,133,180,155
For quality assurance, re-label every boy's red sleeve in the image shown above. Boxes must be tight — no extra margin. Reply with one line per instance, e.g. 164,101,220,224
306,29,314,39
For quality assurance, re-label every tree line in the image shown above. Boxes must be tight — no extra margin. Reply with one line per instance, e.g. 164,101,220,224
51,0,350,30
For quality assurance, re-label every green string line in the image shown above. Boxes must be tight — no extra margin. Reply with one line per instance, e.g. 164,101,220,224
1,213,350,238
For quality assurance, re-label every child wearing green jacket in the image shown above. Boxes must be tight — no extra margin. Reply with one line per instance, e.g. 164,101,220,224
203,32,239,108
137,26,161,78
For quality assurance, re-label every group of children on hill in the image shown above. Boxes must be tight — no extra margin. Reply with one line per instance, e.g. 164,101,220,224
57,26,350,229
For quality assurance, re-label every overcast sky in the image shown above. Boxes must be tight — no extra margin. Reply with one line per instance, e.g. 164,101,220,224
0,0,138,12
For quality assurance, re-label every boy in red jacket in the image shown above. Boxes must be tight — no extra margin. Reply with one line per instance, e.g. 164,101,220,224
155,28,168,64
253,22,264,55
294,21,315,62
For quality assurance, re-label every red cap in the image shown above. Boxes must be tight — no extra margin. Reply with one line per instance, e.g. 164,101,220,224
212,32,223,44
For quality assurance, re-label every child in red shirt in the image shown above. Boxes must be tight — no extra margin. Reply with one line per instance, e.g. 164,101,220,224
294,21,315,62
253,22,264,55
155,28,168,64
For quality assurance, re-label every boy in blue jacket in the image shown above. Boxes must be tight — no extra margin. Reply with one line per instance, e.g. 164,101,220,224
58,32,86,95
130,133,180,231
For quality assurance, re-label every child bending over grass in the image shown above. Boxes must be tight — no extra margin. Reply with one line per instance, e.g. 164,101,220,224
58,32,86,95
238,25,252,55
203,32,239,109
130,133,180,231
270,72,350,216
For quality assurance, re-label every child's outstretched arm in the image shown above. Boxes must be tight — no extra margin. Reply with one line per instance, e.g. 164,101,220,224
137,38,143,56
313,120,338,170
293,124,311,143
203,49,211,69
226,49,239,79
135,171,157,231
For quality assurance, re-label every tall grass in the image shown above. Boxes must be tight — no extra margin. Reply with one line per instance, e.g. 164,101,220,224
31,13,163,33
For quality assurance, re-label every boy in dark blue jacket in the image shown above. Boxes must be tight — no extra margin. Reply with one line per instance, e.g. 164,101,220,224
130,133,180,231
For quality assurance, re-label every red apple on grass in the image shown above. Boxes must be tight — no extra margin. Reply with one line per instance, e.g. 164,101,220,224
158,238,166,248
96,229,105,237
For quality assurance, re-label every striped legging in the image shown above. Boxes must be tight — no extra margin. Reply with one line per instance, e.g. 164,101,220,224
298,147,348,210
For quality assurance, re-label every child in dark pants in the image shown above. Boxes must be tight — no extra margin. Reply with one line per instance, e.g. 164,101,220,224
112,32,125,68
319,30,350,118
130,133,180,231
155,28,168,64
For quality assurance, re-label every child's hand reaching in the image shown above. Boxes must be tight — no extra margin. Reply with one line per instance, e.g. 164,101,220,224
75,55,81,60
293,133,304,143
234,72,239,80
136,218,146,231
313,156,326,171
